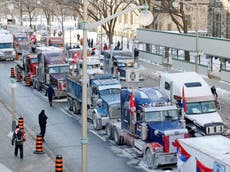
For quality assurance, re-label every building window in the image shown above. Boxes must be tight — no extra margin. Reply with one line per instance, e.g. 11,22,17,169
186,15,192,29
213,13,221,37
226,13,230,38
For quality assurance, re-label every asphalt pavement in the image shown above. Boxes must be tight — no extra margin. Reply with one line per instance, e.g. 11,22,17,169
0,100,54,172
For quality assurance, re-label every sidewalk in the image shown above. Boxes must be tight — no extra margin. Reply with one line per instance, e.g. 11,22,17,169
0,101,54,172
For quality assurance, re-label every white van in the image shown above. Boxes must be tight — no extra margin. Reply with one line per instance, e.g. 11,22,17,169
159,72,225,136
0,30,16,60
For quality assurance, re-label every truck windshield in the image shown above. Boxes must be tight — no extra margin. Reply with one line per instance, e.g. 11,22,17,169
30,58,37,63
99,88,120,95
48,66,69,74
144,109,179,122
0,43,13,49
186,101,216,115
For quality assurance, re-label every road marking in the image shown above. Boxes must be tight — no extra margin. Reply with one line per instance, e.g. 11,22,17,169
90,129,106,142
60,108,73,118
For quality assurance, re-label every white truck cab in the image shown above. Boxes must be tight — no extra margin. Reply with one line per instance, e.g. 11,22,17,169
160,72,224,136
0,30,16,60
176,135,230,172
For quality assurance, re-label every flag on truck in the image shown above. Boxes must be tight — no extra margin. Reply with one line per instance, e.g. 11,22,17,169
182,86,187,112
196,159,212,172
129,92,136,115
174,139,190,162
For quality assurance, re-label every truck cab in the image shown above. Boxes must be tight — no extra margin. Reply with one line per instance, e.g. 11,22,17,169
0,29,16,61
160,72,224,136
116,87,188,169
90,76,121,129
13,33,30,55
35,51,69,98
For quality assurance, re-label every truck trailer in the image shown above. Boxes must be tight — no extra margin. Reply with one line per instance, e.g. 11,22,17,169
175,135,230,172
66,74,121,130
159,72,225,137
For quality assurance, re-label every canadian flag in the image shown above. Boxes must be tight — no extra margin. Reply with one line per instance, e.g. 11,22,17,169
129,92,136,115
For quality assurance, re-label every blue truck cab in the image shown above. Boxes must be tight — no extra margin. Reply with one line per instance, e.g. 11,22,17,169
109,87,188,169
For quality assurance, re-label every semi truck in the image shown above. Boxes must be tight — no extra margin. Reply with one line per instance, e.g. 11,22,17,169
13,32,30,55
175,135,230,172
33,50,69,98
0,29,16,61
66,74,121,130
14,46,63,83
106,87,188,169
159,72,225,137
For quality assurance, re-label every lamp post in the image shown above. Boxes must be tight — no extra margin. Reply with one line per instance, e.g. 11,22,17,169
173,0,199,72
81,2,153,172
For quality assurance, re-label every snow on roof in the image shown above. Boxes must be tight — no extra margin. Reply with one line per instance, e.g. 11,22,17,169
179,135,230,166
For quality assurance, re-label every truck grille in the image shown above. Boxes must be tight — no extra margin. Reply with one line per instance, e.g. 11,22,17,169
4,51,12,56
206,125,224,135
110,105,120,119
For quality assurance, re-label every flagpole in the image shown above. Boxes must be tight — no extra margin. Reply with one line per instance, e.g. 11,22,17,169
181,86,186,128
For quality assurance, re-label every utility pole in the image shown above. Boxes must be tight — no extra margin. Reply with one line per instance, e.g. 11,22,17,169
195,0,199,73
20,0,23,25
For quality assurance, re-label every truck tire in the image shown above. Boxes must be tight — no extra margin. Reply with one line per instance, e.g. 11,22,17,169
67,98,73,111
36,81,41,91
113,127,124,145
93,114,102,130
144,149,158,169
76,102,81,114
105,124,113,139
72,102,77,114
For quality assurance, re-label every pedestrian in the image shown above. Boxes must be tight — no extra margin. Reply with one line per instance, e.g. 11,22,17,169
38,109,48,141
90,38,94,48
45,84,55,107
11,125,26,159
103,43,108,51
117,41,120,50
211,86,218,98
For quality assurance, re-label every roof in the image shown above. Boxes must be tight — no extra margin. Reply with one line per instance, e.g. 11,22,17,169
161,72,213,98
179,135,230,166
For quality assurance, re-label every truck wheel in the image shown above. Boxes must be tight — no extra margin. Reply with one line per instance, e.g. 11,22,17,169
36,82,41,91
144,149,157,169
67,98,73,111
72,102,77,114
93,114,102,130
106,124,113,139
76,102,81,114
113,127,123,145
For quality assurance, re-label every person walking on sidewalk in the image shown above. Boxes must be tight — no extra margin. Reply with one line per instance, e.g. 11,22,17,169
11,125,26,159
45,84,55,107
38,109,48,141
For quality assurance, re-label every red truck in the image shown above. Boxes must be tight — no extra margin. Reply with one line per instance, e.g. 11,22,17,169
13,33,30,55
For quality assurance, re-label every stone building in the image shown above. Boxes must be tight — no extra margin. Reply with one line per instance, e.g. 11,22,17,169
208,0,230,38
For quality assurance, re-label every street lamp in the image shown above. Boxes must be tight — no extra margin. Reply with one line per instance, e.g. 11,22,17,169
173,0,199,72
81,2,153,172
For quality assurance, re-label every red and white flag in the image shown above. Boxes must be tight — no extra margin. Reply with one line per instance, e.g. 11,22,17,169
129,92,136,115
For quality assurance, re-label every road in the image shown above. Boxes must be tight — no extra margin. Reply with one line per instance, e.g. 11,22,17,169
0,61,177,172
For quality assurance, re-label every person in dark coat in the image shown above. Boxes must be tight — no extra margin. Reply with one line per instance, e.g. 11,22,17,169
211,86,218,98
38,109,48,140
12,125,26,159
46,85,55,107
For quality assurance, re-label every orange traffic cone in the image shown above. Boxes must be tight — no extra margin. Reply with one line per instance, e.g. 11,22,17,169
25,76,31,87
10,67,15,78
16,72,21,82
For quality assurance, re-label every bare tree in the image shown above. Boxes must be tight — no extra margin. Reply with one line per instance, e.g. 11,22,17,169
20,0,37,29
62,0,139,46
